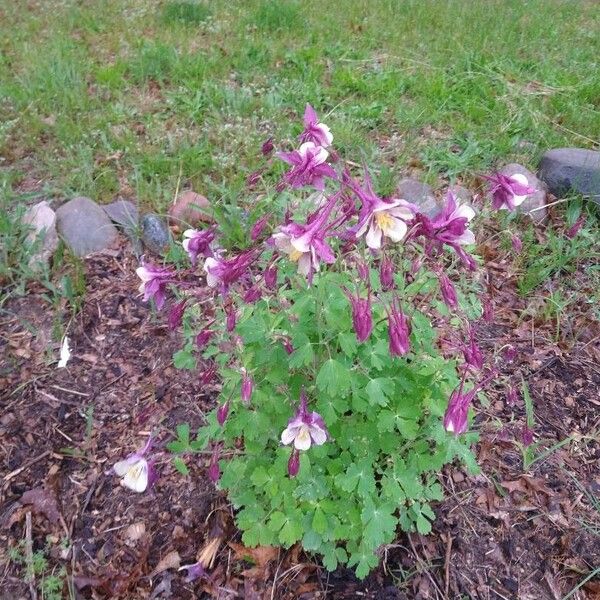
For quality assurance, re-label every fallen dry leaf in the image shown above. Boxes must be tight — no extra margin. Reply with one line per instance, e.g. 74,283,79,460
150,550,180,578
21,487,61,525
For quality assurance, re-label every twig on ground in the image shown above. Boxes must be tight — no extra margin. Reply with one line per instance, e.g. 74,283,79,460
443,534,453,599
3,451,50,482
24,512,37,600
408,533,445,599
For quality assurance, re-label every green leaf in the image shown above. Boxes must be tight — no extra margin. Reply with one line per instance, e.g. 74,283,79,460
365,378,394,406
416,513,432,534
348,548,379,579
312,508,328,535
361,498,397,548
173,349,196,370
172,456,189,476
316,358,350,396
176,423,190,444
336,459,375,497
288,342,314,368
279,518,303,547
338,332,358,357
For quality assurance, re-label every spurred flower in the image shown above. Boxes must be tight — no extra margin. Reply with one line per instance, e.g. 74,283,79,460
277,141,337,191
241,371,253,404
112,436,154,493
217,400,230,426
281,390,329,451
299,103,333,147
438,272,458,310
348,169,415,249
417,191,476,247
136,262,174,310
356,260,370,284
486,172,536,211
225,304,237,332
168,299,187,330
243,286,262,304
200,365,217,385
344,287,373,343
272,194,338,281
203,249,258,292
387,299,410,357
182,227,215,266
287,448,300,478
443,372,494,435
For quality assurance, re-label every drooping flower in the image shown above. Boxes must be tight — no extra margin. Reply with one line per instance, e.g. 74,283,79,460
438,272,458,310
200,365,217,385
356,260,370,284
271,194,338,281
521,424,534,447
203,250,258,293
264,264,278,289
196,326,215,348
277,141,337,191
511,235,523,253
182,228,215,266
217,400,230,426
281,390,329,451
208,444,220,483
261,137,274,156
417,191,476,247
287,448,300,478
485,172,536,211
505,385,519,406
168,299,187,330
443,372,495,435
112,436,154,493
299,103,334,147
379,255,395,291
387,299,410,357
243,286,262,304
462,326,484,371
241,371,253,405
344,287,373,343
348,169,415,250
566,215,585,239
250,214,270,241
136,262,174,310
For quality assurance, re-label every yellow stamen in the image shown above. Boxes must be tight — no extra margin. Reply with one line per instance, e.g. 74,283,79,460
289,249,304,262
375,211,394,233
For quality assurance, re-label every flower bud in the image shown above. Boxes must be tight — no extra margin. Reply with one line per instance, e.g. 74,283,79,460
511,235,523,253
241,373,253,405
243,286,262,304
264,265,278,289
566,215,585,239
168,299,187,330
287,449,300,477
250,214,269,241
379,255,394,291
196,328,215,348
439,273,458,310
217,400,230,426
225,305,237,332
261,137,274,156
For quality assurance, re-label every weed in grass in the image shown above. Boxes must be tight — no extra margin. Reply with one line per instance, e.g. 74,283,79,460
161,1,211,26
250,0,305,32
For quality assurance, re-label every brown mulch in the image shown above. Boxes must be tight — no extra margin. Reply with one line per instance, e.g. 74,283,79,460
1,233,599,600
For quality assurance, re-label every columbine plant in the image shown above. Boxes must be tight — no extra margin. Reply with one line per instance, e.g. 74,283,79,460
134,104,513,578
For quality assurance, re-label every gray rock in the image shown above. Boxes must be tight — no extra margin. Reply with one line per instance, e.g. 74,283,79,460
448,184,473,206
103,199,139,229
56,196,118,257
397,178,441,217
538,148,600,204
140,213,171,255
23,201,59,268
499,163,548,224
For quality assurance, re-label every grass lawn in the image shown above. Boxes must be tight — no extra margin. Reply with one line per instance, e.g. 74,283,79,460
1,0,599,211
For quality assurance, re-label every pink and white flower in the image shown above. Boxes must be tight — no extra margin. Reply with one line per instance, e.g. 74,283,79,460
299,104,333,147
277,142,337,191
281,391,329,451
347,169,416,250
182,227,215,266
486,172,536,211
271,195,338,280
136,262,174,310
112,437,154,493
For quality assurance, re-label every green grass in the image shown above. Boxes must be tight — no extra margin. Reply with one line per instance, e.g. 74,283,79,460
1,0,599,209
